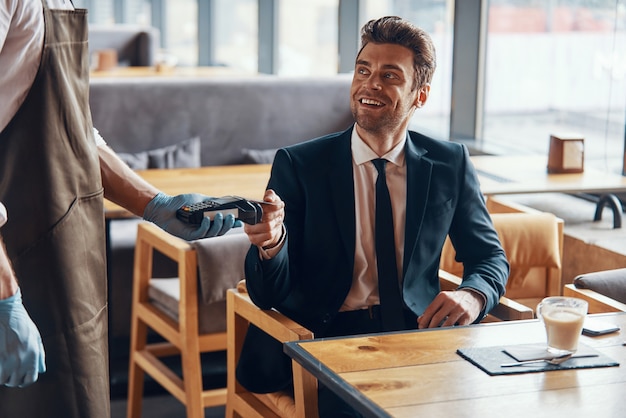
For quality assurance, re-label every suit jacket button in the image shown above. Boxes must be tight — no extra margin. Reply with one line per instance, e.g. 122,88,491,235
322,314,331,323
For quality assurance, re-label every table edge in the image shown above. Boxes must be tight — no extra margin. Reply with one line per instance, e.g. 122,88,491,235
284,341,391,418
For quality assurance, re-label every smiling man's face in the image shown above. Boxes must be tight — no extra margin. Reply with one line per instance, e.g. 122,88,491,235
350,42,427,140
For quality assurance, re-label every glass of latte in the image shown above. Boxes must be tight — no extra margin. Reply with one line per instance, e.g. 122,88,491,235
537,297,588,356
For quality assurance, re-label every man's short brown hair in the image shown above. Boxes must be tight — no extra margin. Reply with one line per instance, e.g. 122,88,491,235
358,16,437,90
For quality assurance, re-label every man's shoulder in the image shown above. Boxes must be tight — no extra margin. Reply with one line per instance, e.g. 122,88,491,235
285,127,351,154
271,127,351,173
407,130,466,159
408,130,462,148
1,0,40,32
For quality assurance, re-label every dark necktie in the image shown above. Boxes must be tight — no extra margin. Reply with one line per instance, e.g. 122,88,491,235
372,159,405,331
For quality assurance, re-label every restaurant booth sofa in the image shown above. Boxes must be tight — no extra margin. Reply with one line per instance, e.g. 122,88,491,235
88,74,354,394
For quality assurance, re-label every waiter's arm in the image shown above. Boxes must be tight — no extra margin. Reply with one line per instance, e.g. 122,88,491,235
0,204,18,299
97,144,160,217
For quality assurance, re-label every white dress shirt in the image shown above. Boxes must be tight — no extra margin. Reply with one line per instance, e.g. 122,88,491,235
340,128,407,311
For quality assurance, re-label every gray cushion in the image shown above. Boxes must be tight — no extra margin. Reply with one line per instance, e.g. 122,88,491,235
118,151,149,169
574,268,626,304
241,148,278,164
118,137,201,170
148,278,227,334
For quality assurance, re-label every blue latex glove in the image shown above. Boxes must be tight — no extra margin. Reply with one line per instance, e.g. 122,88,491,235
0,288,46,387
143,193,239,240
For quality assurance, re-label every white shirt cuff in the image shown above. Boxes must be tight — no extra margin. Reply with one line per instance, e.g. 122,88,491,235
458,287,487,311
93,127,106,146
257,225,286,260
0,202,7,227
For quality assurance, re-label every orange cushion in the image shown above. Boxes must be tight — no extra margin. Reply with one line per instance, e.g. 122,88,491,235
441,213,561,288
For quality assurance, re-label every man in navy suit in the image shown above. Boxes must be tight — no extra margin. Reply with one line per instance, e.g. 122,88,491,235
238,16,509,416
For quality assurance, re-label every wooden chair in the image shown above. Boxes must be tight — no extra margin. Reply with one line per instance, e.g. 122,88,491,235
442,196,564,313
127,222,249,418
226,281,318,418
486,196,565,300
563,268,626,313
225,272,532,418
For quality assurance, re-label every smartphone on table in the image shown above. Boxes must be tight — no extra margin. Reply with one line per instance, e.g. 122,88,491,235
582,318,621,336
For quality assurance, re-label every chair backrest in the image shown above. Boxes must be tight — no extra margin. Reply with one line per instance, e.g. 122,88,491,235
226,282,319,418
563,268,626,313
441,209,564,311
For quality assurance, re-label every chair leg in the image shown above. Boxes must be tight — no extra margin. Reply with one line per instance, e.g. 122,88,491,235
126,318,148,418
593,193,622,229
181,344,204,418
126,357,145,418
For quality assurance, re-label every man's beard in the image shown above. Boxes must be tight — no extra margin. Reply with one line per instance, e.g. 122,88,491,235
351,104,403,135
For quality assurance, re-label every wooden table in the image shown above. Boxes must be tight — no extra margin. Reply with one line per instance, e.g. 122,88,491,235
104,164,272,219
473,155,626,196
473,155,626,228
285,312,626,417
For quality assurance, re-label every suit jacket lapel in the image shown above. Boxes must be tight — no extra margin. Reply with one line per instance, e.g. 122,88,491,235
403,134,432,275
328,129,356,268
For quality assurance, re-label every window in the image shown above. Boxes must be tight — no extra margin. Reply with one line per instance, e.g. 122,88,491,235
77,0,625,173
482,0,626,173
213,0,258,72
277,0,339,75
162,0,198,66
74,0,149,25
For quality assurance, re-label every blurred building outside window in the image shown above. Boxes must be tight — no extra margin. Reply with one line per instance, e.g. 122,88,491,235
483,0,626,173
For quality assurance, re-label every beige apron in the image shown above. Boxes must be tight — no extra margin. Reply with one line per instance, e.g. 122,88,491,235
0,2,109,417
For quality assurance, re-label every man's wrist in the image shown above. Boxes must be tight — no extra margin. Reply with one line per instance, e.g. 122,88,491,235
457,287,486,310
258,225,286,259
0,276,19,301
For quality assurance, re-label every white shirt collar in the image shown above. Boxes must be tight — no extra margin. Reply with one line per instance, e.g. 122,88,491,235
351,126,407,168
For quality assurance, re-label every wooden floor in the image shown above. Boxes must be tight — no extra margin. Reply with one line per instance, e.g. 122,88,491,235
110,395,225,418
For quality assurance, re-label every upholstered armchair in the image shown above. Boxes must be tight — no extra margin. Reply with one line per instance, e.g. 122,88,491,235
564,268,626,313
441,196,564,313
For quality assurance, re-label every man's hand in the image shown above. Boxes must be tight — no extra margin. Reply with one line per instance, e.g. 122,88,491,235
243,189,285,249
143,193,238,240
0,288,46,387
417,289,483,328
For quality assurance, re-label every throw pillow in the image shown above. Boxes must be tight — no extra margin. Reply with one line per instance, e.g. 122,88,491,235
574,268,626,304
118,151,149,170
118,137,201,169
241,147,278,164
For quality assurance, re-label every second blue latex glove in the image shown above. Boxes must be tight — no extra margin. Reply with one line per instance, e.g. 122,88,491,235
143,193,238,240
0,288,46,387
